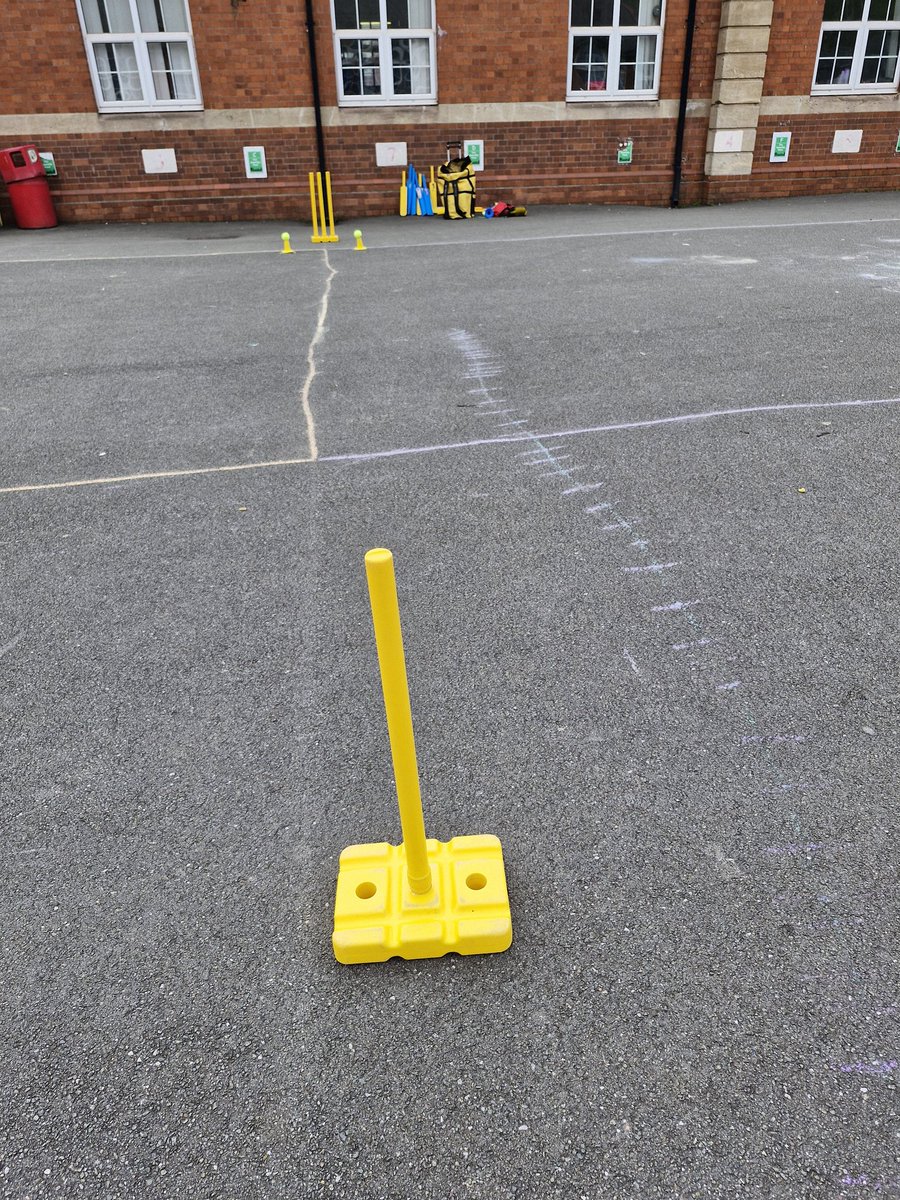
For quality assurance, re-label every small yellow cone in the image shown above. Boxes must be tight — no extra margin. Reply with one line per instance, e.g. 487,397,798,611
281,231,295,254
353,228,367,252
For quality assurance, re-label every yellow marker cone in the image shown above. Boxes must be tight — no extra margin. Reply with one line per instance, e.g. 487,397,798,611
353,228,367,252
331,548,513,965
281,232,295,254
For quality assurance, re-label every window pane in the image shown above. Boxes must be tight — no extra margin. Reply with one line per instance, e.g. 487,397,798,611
815,28,857,82
407,0,430,25
340,38,360,65
387,0,408,25
592,0,614,23
93,41,143,101
340,38,381,94
334,0,357,27
869,0,900,18
137,0,189,32
620,0,657,25
571,0,591,24
392,36,430,92
358,0,381,28
619,33,657,88
82,0,134,33
823,0,864,14
148,39,196,99
861,26,900,79
571,34,609,89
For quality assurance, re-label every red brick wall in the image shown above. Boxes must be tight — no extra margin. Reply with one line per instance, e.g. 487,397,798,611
195,0,315,108
14,129,320,224
3,0,899,223
707,112,900,203
0,4,95,112
763,2,822,97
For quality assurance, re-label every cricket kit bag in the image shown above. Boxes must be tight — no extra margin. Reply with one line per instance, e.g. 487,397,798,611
437,156,476,219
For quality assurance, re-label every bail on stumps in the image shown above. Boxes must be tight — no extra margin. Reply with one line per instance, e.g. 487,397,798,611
332,549,513,965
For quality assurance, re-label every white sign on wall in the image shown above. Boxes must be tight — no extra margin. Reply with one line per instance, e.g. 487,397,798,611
770,131,791,163
243,146,268,178
713,129,743,153
464,140,484,171
141,148,177,174
375,141,407,167
832,129,862,154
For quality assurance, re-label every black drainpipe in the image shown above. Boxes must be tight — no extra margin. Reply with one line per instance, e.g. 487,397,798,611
305,0,328,177
670,0,699,208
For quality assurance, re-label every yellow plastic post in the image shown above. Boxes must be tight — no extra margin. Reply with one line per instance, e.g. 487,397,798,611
365,549,432,894
429,164,442,215
324,171,339,242
331,549,513,965
309,172,323,244
281,231,295,254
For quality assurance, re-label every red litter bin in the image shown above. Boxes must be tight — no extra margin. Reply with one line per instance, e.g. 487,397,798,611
0,144,58,229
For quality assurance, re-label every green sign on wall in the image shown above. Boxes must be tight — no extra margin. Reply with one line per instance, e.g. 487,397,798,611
243,145,268,179
770,131,791,163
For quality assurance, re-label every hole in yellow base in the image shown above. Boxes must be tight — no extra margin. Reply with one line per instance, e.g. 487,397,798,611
356,881,376,899
466,872,487,891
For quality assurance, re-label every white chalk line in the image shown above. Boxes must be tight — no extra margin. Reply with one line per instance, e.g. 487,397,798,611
5,392,900,497
0,251,332,496
321,395,900,464
300,247,333,461
0,456,317,495
0,630,25,659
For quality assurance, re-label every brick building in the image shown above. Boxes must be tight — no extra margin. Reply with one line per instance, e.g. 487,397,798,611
1,0,899,224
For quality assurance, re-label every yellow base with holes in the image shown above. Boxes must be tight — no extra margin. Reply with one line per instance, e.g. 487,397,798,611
333,834,512,964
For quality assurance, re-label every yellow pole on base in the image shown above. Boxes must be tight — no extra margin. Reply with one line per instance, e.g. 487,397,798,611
309,172,323,244
364,548,432,895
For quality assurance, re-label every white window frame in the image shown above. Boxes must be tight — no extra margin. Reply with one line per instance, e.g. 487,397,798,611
75,0,203,114
567,0,665,102
812,0,900,94
332,0,437,107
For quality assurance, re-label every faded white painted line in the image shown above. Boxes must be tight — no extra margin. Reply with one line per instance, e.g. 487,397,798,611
0,247,299,265
7,211,900,266
302,213,900,255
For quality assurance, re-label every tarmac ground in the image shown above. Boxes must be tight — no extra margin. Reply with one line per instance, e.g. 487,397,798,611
1,194,899,1199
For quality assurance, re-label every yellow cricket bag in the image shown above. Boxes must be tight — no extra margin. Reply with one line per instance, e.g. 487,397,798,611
437,143,476,219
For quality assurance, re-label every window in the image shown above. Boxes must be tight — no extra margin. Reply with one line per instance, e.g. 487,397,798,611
813,0,900,92
76,0,202,112
568,0,664,100
332,0,436,106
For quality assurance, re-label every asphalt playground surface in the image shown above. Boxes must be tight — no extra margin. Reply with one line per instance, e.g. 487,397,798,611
1,194,899,1199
